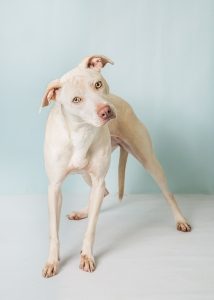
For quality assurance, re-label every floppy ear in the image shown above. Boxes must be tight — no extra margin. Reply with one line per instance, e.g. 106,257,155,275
40,79,61,110
79,55,114,72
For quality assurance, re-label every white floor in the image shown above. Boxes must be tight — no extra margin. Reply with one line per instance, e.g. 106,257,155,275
0,194,214,300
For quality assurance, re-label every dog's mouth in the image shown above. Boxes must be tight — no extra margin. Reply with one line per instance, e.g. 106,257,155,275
100,109,116,125
110,109,116,119
93,114,115,127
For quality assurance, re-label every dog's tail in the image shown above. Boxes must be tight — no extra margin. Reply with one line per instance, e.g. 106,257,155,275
118,146,128,200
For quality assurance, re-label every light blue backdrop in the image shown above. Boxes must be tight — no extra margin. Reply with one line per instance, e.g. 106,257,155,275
0,0,213,194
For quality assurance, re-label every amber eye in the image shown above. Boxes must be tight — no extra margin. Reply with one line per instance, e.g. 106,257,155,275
95,81,102,89
72,97,82,103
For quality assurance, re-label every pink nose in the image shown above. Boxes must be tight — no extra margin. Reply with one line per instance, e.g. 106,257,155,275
98,105,114,121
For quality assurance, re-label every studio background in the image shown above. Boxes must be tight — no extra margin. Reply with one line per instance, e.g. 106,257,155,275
0,0,213,195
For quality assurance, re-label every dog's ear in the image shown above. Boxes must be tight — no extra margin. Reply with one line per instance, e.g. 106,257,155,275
79,55,114,72
40,79,61,111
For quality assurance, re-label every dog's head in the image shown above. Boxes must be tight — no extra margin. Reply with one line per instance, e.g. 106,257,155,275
59,55,113,95
40,58,116,127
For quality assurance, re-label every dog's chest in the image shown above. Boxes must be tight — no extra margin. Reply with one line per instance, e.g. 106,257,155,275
66,128,98,171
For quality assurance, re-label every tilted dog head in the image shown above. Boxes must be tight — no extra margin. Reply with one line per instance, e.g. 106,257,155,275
40,56,116,127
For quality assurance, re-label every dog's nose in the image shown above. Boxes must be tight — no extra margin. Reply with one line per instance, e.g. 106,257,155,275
98,105,114,121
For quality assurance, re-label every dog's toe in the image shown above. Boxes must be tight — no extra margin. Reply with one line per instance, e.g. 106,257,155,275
67,211,88,221
42,262,59,278
79,255,95,273
177,222,192,232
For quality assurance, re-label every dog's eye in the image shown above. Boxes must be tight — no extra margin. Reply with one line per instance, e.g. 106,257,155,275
72,97,82,103
95,81,102,89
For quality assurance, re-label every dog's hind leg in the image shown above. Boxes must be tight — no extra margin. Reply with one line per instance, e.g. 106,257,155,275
128,127,191,232
67,173,108,221
118,146,128,200
144,154,191,232
67,174,91,221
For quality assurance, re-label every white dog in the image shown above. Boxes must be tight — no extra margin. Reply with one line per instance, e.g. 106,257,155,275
41,55,191,277
41,66,116,277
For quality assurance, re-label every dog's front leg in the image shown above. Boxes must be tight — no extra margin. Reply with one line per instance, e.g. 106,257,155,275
43,183,62,278
79,177,105,272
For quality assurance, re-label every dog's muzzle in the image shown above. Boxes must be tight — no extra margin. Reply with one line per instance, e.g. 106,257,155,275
98,105,116,122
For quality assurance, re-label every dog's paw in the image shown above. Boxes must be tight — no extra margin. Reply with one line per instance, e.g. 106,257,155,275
79,254,95,272
177,222,192,232
42,261,59,278
67,211,88,221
